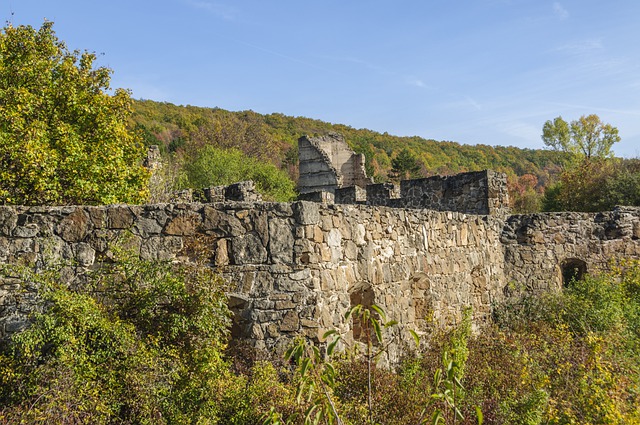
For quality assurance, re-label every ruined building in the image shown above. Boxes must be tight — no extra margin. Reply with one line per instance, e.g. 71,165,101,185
298,133,373,195
1,135,639,362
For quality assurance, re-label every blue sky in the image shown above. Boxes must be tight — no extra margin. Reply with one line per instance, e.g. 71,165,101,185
5,0,640,157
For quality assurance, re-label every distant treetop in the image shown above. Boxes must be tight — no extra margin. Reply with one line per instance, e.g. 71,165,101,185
541,114,620,161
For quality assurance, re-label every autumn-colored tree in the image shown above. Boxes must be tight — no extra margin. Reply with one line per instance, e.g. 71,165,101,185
540,115,636,211
509,173,543,213
541,114,620,161
543,158,640,212
0,22,149,205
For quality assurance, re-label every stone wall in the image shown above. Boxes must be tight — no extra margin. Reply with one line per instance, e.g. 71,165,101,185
501,206,640,293
0,200,506,362
298,133,373,194
1,198,640,363
331,170,510,216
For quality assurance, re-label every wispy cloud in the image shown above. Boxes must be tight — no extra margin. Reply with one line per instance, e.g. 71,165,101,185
186,0,237,21
320,55,434,90
553,2,569,20
548,102,640,117
405,76,428,88
553,38,603,55
495,120,541,142
443,96,483,111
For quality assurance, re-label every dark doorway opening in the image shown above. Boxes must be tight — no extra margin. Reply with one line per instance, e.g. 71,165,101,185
561,258,587,286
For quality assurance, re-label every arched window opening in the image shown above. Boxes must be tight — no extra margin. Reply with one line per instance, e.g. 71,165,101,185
561,258,587,287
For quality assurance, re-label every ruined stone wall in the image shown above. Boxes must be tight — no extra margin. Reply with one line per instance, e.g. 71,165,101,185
0,200,506,361
333,170,510,216
2,199,640,363
502,206,640,292
297,133,373,194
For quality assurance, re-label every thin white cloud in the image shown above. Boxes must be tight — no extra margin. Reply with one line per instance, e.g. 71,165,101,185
496,120,541,143
553,2,569,20
405,76,427,88
320,55,434,89
443,96,483,111
187,1,237,21
553,38,603,55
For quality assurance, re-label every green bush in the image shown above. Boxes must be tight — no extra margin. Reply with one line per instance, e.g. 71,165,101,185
0,252,234,424
181,146,297,201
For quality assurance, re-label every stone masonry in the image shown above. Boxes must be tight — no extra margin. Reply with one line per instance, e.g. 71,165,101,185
332,170,510,216
1,179,640,362
298,133,373,194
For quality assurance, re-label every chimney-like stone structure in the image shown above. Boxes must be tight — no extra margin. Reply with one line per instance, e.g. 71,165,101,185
297,133,373,195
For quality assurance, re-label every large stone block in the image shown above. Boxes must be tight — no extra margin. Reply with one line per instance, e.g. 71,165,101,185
293,201,319,225
230,233,268,264
0,207,18,236
268,218,294,263
57,209,90,242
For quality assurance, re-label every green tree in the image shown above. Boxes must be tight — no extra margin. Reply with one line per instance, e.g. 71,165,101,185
0,22,149,206
390,148,422,180
543,158,640,212
541,114,620,160
180,146,296,201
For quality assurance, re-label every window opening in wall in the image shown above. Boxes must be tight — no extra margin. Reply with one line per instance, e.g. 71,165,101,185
561,258,587,287
349,283,376,344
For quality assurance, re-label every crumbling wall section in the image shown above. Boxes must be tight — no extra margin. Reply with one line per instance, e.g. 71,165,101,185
297,133,373,194
330,170,510,216
502,206,640,293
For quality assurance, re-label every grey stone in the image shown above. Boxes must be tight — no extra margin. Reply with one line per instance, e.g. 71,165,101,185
135,217,163,237
203,207,245,236
13,224,39,238
5,319,27,333
0,207,18,236
75,243,96,267
268,218,294,263
293,201,319,225
230,233,268,265
140,236,183,261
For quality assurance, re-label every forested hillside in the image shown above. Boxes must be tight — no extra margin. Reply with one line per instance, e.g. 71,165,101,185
130,99,571,205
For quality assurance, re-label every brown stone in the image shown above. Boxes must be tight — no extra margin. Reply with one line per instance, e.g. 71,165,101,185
107,206,135,229
214,239,229,266
57,209,90,242
164,211,201,235
275,300,296,310
280,310,299,332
